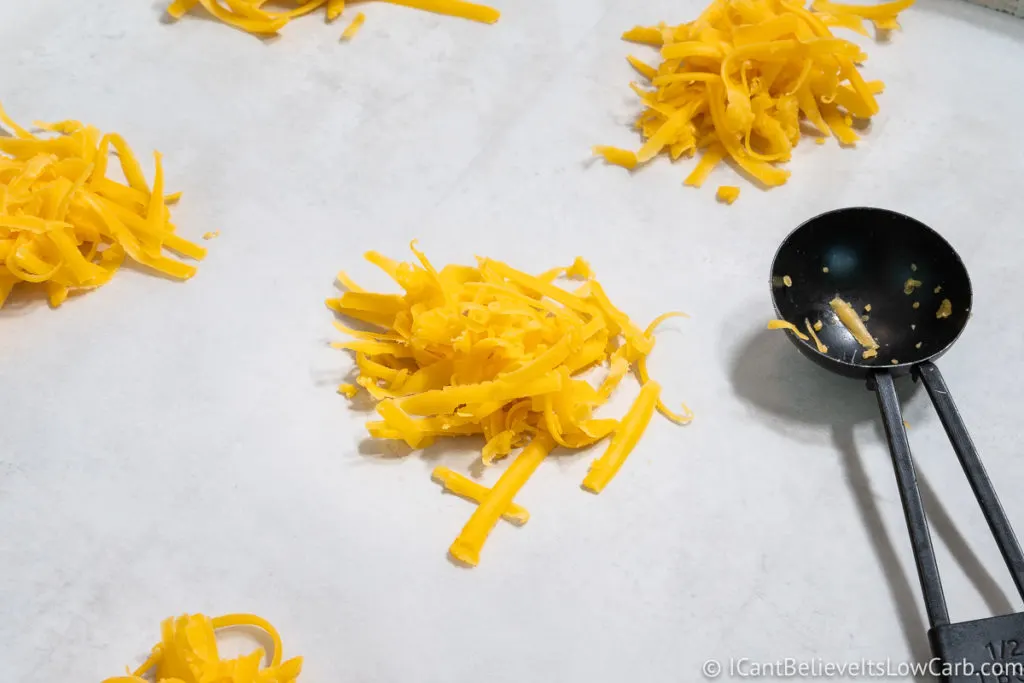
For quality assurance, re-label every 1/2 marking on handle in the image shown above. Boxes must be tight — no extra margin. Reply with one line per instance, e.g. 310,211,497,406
986,639,1024,662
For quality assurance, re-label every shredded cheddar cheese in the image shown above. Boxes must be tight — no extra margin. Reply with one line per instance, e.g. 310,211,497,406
102,613,301,683
433,466,530,524
450,432,553,566
813,319,823,331
716,185,741,204
582,381,661,493
767,318,809,341
804,317,827,353
830,296,878,349
166,0,499,38
595,0,910,193
341,12,365,38
592,146,638,170
329,244,690,565
863,348,877,359
0,104,204,308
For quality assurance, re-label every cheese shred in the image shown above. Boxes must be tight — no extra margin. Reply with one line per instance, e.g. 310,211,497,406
101,613,302,683
165,0,500,38
0,105,204,309
582,381,661,494
830,296,878,349
804,317,828,353
767,319,809,341
341,12,365,38
329,244,690,565
450,433,553,566
433,466,530,525
594,0,913,195
716,185,741,204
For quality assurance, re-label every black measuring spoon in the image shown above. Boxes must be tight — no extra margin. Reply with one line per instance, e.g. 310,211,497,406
771,207,1024,682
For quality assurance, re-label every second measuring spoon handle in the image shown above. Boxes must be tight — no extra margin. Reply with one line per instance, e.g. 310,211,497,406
915,361,1024,604
872,370,951,629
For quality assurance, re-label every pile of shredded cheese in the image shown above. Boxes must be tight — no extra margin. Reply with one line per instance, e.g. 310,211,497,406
165,0,500,38
593,0,914,199
329,244,690,566
0,105,204,308
103,613,301,683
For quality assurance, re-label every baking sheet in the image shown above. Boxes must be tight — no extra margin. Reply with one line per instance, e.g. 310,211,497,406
2,0,1024,681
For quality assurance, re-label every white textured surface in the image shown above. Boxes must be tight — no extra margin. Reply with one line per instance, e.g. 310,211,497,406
2,1,1024,681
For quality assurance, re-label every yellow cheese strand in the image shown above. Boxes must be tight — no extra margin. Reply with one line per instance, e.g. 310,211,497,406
716,185,740,203
636,311,693,425
326,0,345,20
812,0,914,19
288,0,330,20
804,317,828,353
627,55,658,80
102,613,301,683
0,102,34,139
592,146,638,170
167,0,201,19
582,381,661,494
0,105,203,308
329,244,691,564
432,466,530,524
596,0,913,195
622,26,664,45
450,432,554,566
379,0,499,23
817,11,870,35
829,296,878,349
767,319,811,341
872,16,900,30
341,11,365,38
167,0,499,37
684,142,725,187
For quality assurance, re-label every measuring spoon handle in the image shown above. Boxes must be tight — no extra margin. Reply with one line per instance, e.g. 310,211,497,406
915,361,1024,604
873,370,951,628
